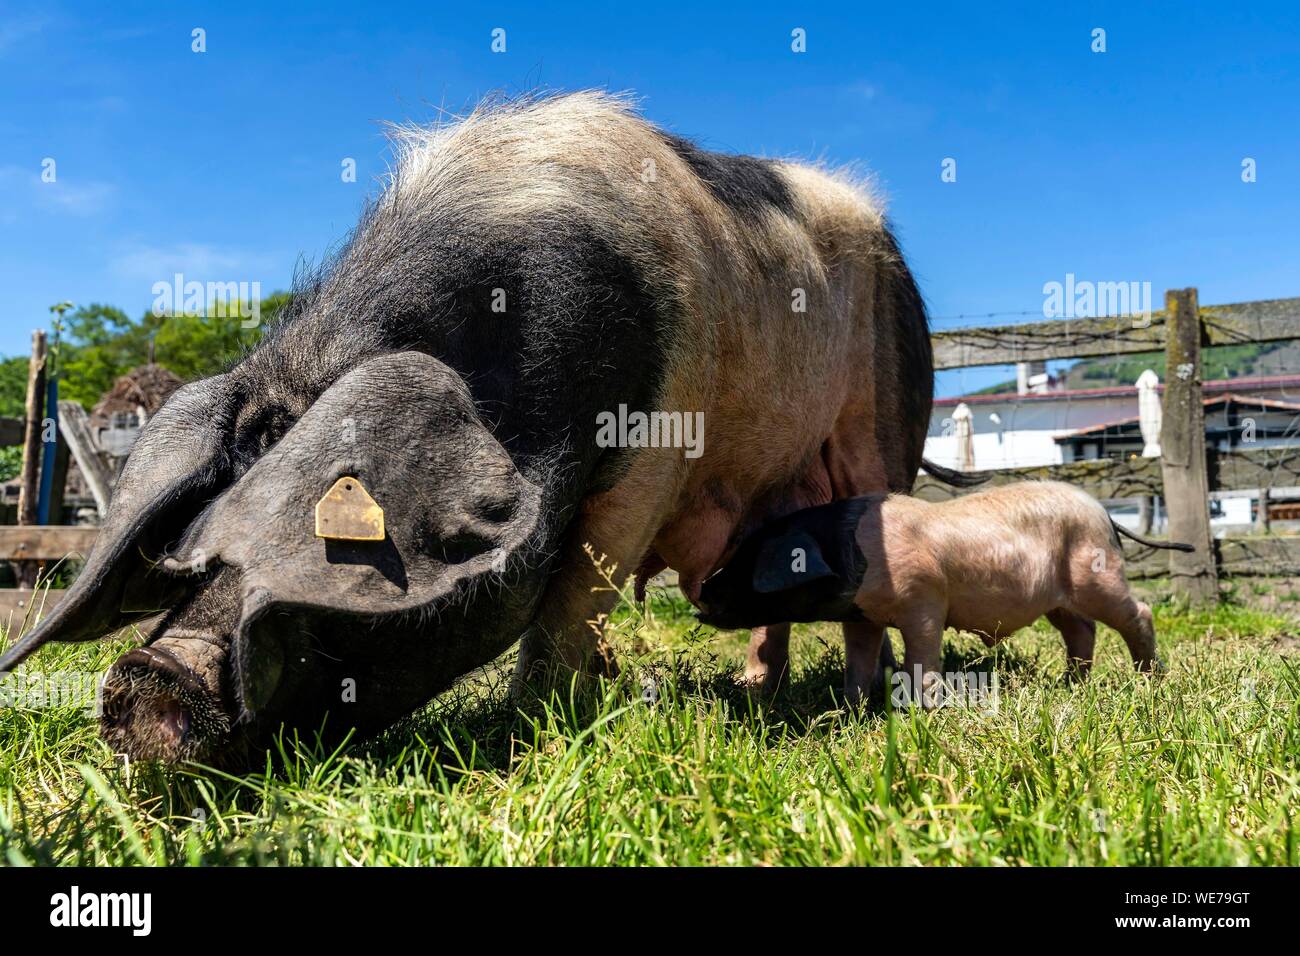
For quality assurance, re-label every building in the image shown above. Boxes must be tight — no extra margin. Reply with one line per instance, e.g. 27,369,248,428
926,373,1300,471
1056,393,1300,463
924,370,1300,532
1,363,185,523
88,364,183,465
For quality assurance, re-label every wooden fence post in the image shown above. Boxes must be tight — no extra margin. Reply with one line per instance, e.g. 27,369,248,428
16,330,46,526
45,435,71,525
1159,288,1217,604
1254,488,1271,533
15,330,48,588
57,401,114,518
1138,495,1153,534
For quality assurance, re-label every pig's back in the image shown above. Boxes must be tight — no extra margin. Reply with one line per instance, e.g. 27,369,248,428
917,483,1106,635
367,93,936,596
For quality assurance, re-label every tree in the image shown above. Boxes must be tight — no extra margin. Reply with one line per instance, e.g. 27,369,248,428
55,303,149,408
0,355,28,418
35,294,291,409
0,292,293,482
0,355,31,481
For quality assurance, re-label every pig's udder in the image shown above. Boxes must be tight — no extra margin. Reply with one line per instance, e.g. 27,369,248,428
650,503,741,607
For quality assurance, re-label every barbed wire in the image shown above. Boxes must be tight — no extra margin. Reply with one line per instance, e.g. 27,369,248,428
933,318,1167,354
930,308,1044,325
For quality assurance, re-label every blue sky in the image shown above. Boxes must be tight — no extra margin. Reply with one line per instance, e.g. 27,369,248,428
1,1,1297,396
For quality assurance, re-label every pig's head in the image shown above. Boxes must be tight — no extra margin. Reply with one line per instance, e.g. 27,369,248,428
696,498,869,630
0,351,551,765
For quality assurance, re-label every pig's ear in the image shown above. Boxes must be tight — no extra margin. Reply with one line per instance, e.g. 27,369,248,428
164,351,543,717
752,531,837,594
0,375,234,673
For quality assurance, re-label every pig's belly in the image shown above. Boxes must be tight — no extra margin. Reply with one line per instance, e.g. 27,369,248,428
648,349,893,603
946,606,1044,645
652,478,826,604
944,576,1062,644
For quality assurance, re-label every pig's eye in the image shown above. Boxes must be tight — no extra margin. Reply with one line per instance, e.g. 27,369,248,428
411,515,498,566
232,404,295,467
438,530,497,566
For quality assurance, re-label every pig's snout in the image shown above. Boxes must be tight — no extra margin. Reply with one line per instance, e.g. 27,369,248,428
101,637,232,763
695,607,725,628
695,595,744,629
696,578,751,631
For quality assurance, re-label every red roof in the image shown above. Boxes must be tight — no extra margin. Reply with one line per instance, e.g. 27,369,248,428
936,374,1300,407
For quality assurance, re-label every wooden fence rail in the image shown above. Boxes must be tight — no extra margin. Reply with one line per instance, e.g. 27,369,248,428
914,445,1300,501
0,526,98,619
0,526,99,562
1122,535,1300,579
0,588,67,619
932,295,1300,370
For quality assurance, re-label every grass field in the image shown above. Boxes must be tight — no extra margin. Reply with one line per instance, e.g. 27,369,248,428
1,576,1298,866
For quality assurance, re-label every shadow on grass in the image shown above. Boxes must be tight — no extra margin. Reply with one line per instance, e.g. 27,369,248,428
353,631,1053,775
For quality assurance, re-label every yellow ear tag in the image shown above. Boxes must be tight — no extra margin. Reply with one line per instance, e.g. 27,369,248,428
314,477,385,541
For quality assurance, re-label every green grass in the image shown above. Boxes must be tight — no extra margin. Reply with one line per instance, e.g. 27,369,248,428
1,580,1298,866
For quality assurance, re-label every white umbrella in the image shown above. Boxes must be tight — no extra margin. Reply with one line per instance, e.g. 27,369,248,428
1137,369,1162,457
952,402,975,471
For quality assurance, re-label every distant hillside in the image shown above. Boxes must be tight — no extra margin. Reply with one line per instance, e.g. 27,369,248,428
968,341,1299,395
1063,340,1299,389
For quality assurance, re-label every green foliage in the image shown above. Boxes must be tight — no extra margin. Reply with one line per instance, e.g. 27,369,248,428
1066,341,1286,389
0,445,20,482
0,356,28,419
53,303,143,409
146,291,292,382
963,340,1287,396
2,295,293,411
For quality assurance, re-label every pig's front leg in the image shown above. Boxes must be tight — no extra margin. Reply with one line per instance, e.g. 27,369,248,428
843,620,888,706
743,623,790,697
1073,577,1163,674
899,612,946,708
511,488,666,696
1105,599,1162,674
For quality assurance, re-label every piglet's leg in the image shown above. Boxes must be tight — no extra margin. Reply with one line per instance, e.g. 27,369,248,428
1047,608,1097,682
1098,599,1161,673
843,620,888,706
899,614,946,709
744,623,790,697
1074,583,1163,674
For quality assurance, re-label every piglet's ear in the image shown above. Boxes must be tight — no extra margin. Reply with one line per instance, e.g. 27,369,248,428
752,531,836,594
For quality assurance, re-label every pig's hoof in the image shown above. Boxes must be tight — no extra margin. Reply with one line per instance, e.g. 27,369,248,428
1139,657,1168,678
738,672,781,702
1062,664,1092,686
101,647,230,763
